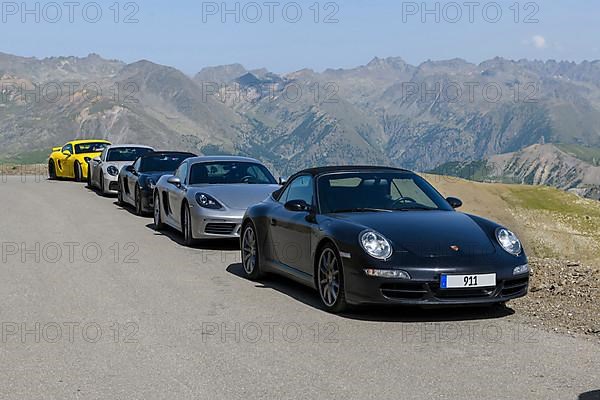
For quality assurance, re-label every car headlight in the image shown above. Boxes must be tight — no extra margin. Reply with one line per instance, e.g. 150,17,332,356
195,193,222,209
107,166,119,176
360,230,392,260
147,178,156,190
496,228,522,256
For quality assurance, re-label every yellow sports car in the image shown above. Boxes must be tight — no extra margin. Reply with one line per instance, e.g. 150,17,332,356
48,139,111,181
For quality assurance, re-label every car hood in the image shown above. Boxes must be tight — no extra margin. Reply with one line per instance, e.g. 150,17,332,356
328,211,496,257
189,184,280,210
141,171,171,181
103,161,134,170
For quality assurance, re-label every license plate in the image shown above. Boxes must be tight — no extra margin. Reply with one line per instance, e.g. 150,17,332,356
440,273,496,289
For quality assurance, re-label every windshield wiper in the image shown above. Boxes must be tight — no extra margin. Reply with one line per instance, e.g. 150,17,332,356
393,206,438,211
331,208,392,213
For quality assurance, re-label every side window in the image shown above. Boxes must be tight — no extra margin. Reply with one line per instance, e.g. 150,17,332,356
280,175,314,205
62,144,73,154
175,162,188,183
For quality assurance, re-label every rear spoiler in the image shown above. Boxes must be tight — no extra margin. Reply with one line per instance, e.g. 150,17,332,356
52,147,61,152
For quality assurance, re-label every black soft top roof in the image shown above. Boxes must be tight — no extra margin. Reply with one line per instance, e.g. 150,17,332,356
141,151,197,159
293,165,412,177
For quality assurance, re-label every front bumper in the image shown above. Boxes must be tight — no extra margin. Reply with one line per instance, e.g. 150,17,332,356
139,188,154,213
342,252,529,306
103,174,119,194
189,205,243,239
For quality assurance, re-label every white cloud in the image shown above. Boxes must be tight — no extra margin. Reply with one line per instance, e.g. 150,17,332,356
531,35,547,49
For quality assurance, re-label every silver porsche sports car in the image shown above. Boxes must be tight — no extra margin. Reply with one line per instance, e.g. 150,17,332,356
153,156,280,245
88,144,154,195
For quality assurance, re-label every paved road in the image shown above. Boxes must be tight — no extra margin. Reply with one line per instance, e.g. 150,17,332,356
0,176,598,400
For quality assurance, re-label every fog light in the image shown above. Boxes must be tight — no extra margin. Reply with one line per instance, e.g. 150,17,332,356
513,264,529,275
364,269,411,279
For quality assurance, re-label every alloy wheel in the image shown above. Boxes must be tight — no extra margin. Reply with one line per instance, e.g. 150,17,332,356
74,162,82,182
117,181,124,205
48,162,56,179
182,206,194,245
242,226,257,275
135,187,142,215
318,248,340,307
153,194,163,230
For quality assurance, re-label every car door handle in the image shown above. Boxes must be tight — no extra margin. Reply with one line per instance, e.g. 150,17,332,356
270,219,278,226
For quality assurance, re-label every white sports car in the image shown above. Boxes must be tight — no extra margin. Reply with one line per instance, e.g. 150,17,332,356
88,144,154,195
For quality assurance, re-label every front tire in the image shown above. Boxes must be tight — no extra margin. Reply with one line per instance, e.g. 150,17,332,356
117,180,125,206
87,167,92,188
153,193,165,231
99,172,106,195
181,204,196,246
74,162,82,182
135,187,143,216
241,222,263,280
317,244,348,313
48,161,56,180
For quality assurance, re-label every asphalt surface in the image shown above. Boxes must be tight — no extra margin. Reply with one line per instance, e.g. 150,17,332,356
0,176,599,400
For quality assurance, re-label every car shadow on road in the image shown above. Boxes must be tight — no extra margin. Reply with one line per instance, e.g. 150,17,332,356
144,223,240,251
113,200,153,218
85,183,117,198
579,390,600,400
226,263,515,323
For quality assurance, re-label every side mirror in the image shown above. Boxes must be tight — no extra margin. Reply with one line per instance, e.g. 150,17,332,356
62,150,72,156
285,199,311,212
167,176,182,186
279,176,288,186
446,197,463,209
125,165,135,173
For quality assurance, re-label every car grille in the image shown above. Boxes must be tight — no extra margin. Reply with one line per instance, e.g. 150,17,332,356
205,223,237,235
501,277,529,296
109,182,119,191
381,283,428,300
380,277,529,301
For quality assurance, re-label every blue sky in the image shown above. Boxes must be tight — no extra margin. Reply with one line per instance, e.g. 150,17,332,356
0,0,598,74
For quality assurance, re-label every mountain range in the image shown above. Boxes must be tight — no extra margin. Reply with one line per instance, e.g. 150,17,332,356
1,51,600,197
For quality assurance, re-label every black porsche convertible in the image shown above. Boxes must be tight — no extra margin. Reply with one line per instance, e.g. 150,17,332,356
117,151,196,215
241,166,529,313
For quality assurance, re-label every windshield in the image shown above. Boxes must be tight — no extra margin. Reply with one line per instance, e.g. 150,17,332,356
74,142,109,154
107,147,153,162
189,161,276,185
139,153,193,173
317,172,453,214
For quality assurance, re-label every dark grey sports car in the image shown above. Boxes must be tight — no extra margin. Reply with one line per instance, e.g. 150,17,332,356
241,166,529,313
117,151,196,215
